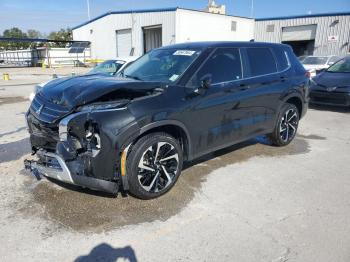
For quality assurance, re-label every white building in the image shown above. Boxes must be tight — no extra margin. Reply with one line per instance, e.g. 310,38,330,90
72,7,254,60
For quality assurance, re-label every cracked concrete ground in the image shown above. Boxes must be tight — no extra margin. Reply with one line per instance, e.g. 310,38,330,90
0,72,350,262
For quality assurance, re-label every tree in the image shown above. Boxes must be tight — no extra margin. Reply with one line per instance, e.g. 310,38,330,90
27,29,42,39
48,28,72,47
26,29,45,48
0,27,29,50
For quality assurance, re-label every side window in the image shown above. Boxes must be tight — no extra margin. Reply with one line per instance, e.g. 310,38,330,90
273,48,290,71
246,48,277,76
189,48,242,86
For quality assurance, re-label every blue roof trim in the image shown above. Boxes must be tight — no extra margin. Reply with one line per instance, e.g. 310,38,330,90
72,7,178,30
256,12,350,21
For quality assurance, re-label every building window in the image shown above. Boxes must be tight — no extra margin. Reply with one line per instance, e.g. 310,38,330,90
266,24,275,32
231,21,237,32
90,29,93,34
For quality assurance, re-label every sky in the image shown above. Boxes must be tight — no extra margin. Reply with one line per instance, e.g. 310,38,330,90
0,0,349,34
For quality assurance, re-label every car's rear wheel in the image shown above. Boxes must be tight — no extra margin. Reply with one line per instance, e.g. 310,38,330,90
268,103,299,146
126,132,183,199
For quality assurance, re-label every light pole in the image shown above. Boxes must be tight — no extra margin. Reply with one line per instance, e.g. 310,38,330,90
250,0,254,18
87,0,91,20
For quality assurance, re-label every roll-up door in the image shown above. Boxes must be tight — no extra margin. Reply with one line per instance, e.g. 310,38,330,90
282,25,317,41
143,25,162,53
116,29,132,57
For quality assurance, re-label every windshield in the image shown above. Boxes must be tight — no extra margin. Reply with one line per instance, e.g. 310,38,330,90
89,60,125,75
327,58,350,73
120,48,202,83
302,56,328,65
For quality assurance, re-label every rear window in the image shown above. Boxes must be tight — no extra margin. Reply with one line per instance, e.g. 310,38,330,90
274,48,290,71
246,48,277,76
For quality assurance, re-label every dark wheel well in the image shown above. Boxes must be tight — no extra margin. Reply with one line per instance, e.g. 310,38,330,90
286,97,302,117
136,125,189,160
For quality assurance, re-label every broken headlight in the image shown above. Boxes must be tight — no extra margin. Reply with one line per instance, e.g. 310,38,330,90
78,100,129,111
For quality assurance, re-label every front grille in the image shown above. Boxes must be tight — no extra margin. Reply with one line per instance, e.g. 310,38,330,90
27,112,59,150
30,94,71,123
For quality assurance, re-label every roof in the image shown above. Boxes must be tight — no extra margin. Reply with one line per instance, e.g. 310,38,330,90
72,7,178,30
157,41,287,49
256,12,350,21
72,7,252,30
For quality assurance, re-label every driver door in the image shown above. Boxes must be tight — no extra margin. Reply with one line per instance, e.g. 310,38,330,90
182,47,248,157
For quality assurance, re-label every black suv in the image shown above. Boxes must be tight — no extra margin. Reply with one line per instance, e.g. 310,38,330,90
25,42,309,199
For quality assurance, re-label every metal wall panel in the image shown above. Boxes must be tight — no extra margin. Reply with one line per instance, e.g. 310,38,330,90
255,15,350,56
72,9,254,59
73,11,176,59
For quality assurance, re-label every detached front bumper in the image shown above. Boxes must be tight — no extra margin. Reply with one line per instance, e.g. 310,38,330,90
24,150,119,194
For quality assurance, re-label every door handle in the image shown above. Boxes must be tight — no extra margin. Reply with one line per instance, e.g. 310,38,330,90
224,84,250,93
239,84,250,90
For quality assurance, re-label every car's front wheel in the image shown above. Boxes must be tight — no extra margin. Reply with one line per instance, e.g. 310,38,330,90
126,132,183,199
268,103,300,146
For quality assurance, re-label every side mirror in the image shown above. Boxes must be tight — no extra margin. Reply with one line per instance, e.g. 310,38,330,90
200,74,212,89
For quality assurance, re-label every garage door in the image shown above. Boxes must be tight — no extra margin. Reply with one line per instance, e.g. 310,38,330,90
282,25,317,41
143,26,162,53
116,29,132,57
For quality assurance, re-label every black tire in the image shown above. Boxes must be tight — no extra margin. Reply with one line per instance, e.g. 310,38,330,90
126,132,183,199
268,103,300,146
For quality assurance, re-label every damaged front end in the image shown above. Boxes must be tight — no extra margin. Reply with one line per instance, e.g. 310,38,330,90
24,78,163,194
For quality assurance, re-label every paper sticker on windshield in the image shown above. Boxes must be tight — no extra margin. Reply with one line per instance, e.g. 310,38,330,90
173,50,196,56
169,74,179,82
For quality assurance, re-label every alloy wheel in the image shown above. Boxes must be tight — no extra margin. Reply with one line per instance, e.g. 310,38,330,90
137,142,179,193
279,108,298,143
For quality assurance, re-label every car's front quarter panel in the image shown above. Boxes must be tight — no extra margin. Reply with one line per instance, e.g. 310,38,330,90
57,107,138,182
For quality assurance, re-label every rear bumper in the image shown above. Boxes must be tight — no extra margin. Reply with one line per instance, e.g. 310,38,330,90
309,90,350,107
24,150,118,194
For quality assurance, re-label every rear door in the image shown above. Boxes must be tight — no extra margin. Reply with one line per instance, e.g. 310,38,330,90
238,47,289,134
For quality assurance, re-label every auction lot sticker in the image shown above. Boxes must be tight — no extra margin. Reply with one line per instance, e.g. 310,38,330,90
173,50,196,56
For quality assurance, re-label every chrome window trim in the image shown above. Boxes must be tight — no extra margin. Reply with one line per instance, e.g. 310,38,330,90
187,46,292,88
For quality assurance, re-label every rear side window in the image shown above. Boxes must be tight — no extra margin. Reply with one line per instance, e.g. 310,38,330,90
189,48,242,86
273,48,290,71
246,48,277,76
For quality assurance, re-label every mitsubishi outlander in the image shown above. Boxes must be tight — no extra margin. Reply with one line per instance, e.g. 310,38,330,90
25,42,309,199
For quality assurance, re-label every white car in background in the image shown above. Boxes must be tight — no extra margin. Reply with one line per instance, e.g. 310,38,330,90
29,56,138,101
87,56,137,75
302,55,340,78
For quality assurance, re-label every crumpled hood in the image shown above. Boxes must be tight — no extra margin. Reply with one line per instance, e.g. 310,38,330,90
314,71,350,88
39,74,164,108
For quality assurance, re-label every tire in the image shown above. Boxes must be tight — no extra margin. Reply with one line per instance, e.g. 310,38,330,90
126,132,183,199
268,103,300,146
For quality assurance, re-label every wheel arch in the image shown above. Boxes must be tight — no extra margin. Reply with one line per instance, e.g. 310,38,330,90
138,120,192,161
281,92,304,118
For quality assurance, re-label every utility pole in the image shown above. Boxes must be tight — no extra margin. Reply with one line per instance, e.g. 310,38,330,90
250,0,254,18
87,0,91,20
